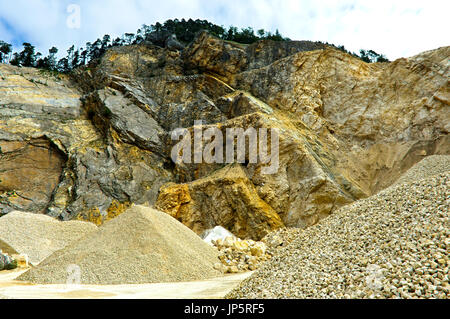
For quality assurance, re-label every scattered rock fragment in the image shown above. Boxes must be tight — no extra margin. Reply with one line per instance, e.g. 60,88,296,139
212,236,271,273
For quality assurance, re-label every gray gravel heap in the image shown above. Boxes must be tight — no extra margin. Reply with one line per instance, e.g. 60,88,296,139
18,205,221,285
227,171,449,299
393,155,450,186
0,211,97,265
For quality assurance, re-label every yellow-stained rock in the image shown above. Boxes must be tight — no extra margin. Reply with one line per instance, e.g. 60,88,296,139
152,183,191,220
156,164,284,240
76,200,131,226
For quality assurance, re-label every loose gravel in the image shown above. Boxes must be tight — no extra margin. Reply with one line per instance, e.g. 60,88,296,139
0,211,97,265
227,171,449,299
393,155,450,186
18,205,222,285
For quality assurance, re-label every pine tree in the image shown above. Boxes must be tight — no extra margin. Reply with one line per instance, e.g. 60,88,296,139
123,33,135,45
57,57,69,73
10,52,20,66
48,47,58,70
17,43,38,67
101,35,111,50
0,41,12,63
66,45,75,68
71,49,80,69
257,29,266,38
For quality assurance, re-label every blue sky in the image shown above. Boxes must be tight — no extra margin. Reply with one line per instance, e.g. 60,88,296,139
0,0,448,60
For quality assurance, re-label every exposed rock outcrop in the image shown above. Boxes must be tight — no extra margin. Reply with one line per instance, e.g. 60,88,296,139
0,32,448,239
156,164,284,240
0,63,173,223
0,137,66,213
182,31,249,81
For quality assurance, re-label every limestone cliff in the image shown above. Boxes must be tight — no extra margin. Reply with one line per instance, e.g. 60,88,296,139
0,32,448,239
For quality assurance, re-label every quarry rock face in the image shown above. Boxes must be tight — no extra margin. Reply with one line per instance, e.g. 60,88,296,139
156,164,284,241
0,137,66,213
0,63,172,222
0,32,448,238
182,31,249,81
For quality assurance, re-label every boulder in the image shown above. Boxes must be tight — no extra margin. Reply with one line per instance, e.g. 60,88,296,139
202,226,236,245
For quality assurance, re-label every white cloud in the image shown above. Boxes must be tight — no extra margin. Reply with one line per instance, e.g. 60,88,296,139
0,0,448,60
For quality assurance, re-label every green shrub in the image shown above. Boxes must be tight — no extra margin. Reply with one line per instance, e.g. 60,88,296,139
5,259,18,270
0,253,17,271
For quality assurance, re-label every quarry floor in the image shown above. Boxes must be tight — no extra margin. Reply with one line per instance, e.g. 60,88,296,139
0,268,252,299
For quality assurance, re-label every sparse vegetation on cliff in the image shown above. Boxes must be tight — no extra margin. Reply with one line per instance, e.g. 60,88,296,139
0,18,388,74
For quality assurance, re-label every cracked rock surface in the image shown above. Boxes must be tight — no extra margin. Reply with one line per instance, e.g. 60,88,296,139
0,33,448,240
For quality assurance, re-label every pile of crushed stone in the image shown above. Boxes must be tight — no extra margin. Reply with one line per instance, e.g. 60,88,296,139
18,205,222,285
227,171,449,299
0,211,97,265
260,155,450,254
393,155,450,186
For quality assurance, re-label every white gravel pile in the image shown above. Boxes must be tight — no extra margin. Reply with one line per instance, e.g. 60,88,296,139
0,211,97,265
227,171,449,299
393,155,450,186
18,205,221,285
